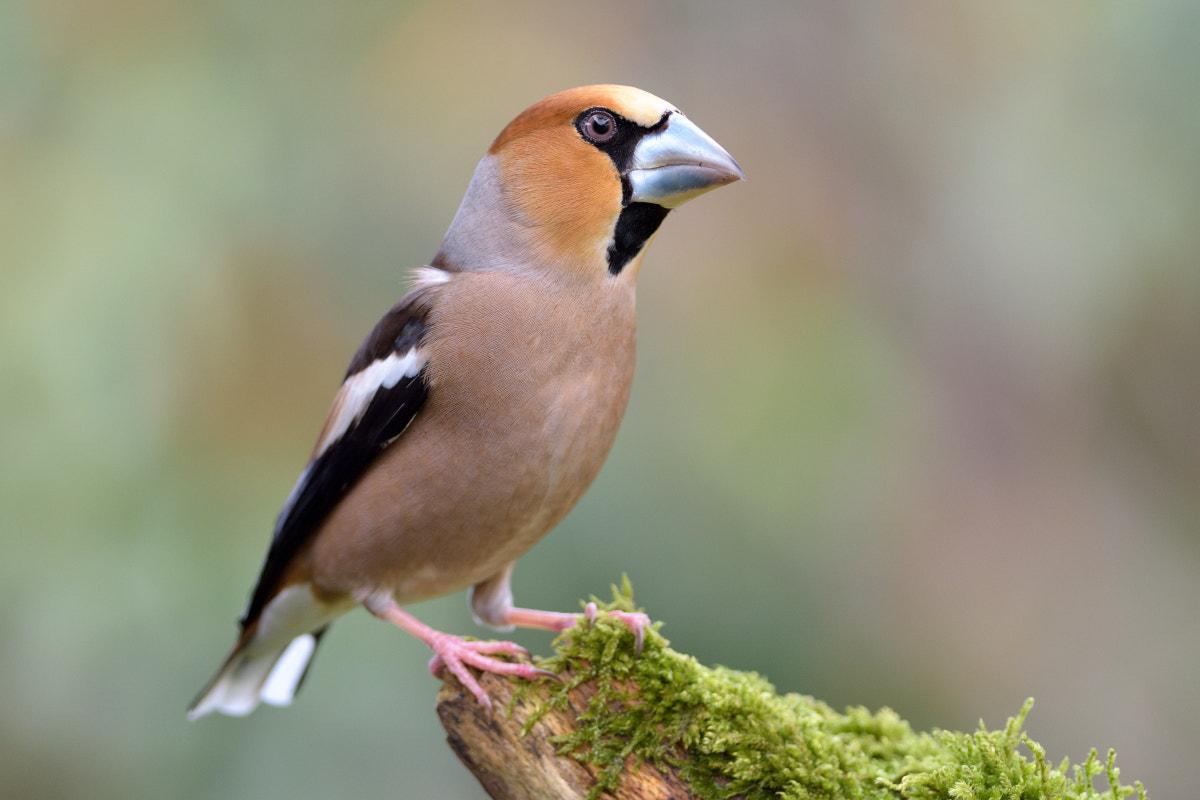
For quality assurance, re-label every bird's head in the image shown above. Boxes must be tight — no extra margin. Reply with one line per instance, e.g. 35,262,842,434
436,85,744,285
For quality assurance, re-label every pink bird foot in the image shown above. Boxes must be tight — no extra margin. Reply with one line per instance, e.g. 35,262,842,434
503,603,650,654
423,633,555,711
366,596,554,711
582,602,650,654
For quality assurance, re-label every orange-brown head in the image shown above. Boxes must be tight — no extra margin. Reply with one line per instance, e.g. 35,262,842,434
435,85,743,285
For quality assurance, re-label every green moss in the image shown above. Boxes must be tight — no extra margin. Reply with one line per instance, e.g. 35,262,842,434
518,579,1147,800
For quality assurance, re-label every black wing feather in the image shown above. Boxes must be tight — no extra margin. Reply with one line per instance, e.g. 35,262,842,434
240,296,433,627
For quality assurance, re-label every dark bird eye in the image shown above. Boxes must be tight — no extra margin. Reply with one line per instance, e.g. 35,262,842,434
580,110,617,143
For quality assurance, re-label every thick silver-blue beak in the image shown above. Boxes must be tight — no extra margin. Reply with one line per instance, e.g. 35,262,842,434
627,112,745,209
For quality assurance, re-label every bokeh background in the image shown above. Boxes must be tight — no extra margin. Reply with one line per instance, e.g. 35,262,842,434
3,1,1198,798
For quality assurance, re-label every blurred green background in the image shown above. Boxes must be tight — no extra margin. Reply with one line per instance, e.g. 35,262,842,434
3,1,1198,798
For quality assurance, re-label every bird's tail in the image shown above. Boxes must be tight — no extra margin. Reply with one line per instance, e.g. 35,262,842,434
187,628,326,719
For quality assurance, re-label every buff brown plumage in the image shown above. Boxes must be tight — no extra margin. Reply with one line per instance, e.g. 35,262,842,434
189,85,743,717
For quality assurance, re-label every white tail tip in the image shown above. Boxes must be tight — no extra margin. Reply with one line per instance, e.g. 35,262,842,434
188,633,318,720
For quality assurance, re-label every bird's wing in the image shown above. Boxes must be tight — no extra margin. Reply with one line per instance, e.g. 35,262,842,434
240,291,435,627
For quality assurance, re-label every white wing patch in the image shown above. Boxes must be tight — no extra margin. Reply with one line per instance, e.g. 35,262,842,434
412,266,451,287
314,348,426,459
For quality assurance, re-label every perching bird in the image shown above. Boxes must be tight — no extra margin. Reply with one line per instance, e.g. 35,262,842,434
189,85,743,718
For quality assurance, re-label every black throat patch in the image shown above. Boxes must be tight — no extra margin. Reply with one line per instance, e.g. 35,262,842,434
607,202,670,275
574,107,673,276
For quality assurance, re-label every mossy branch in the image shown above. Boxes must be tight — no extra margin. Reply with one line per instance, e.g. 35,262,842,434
436,580,1147,800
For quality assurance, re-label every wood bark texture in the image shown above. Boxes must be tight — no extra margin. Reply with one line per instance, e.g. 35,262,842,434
436,669,697,800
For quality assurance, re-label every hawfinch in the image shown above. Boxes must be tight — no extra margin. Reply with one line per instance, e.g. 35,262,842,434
189,85,743,717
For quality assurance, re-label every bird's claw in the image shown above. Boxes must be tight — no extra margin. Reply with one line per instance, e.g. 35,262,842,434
425,636,547,711
582,602,649,655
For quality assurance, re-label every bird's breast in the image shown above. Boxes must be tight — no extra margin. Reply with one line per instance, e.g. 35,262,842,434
308,270,637,603
425,272,638,537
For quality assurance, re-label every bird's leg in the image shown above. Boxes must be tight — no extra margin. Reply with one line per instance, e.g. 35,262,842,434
507,603,649,654
470,567,648,654
363,594,552,711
